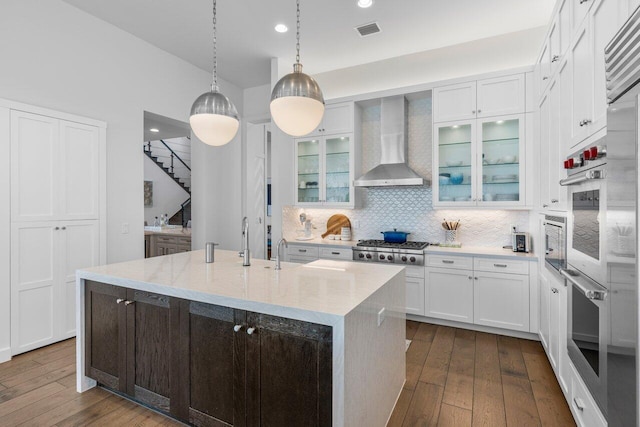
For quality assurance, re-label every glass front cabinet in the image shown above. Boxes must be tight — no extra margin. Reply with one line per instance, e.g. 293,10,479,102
434,114,525,207
295,134,355,207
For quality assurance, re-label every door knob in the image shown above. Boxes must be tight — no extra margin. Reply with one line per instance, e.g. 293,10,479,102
246,327,256,335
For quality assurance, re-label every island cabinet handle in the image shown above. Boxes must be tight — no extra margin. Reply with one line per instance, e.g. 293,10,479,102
233,325,243,333
124,300,135,306
331,251,340,255
573,397,585,411
442,260,454,264
246,327,256,335
494,263,508,268
116,298,125,304
298,249,307,253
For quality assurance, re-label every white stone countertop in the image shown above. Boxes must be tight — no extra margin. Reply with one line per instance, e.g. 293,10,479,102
426,245,538,260
283,235,357,247
144,227,192,237
77,249,404,320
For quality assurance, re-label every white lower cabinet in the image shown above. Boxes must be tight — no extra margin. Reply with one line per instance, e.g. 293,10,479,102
425,266,474,323
425,254,533,333
405,266,425,316
286,244,320,263
11,220,99,355
569,363,607,427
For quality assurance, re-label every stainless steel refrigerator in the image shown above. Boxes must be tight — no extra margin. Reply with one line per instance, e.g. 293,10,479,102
605,9,640,426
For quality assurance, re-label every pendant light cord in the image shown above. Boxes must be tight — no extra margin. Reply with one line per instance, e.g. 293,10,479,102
212,0,218,89
296,0,301,64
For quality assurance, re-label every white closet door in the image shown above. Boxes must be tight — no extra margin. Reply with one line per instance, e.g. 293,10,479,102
246,123,267,260
59,121,100,219
11,222,58,354
59,220,100,337
10,111,59,221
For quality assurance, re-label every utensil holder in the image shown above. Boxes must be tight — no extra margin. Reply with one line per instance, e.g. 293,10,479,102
445,230,457,244
617,234,634,254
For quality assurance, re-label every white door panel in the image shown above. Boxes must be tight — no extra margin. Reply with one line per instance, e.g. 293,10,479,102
11,111,59,221
246,123,267,259
59,121,100,219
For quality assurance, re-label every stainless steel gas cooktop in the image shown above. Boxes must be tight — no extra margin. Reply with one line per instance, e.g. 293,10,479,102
352,240,430,265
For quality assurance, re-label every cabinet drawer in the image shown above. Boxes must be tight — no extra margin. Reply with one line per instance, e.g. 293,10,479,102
287,245,319,258
155,235,177,244
287,255,318,264
426,255,473,270
176,236,191,246
405,266,425,279
319,247,352,260
570,363,606,427
473,257,529,275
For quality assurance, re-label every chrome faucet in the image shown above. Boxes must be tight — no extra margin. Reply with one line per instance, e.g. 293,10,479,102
274,238,288,270
239,216,250,266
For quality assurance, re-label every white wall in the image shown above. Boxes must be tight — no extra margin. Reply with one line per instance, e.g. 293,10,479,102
143,155,190,225
314,27,546,100
0,0,243,264
0,108,10,361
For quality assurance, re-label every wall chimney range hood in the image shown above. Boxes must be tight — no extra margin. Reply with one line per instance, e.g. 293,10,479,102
354,96,427,187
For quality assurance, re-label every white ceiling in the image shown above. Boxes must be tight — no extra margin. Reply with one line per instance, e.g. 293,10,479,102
144,111,190,142
61,0,555,89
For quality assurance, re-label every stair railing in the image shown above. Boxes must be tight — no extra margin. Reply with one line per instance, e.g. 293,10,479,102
159,139,191,172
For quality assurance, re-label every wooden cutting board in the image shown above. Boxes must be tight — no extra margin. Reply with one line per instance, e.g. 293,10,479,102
322,214,351,238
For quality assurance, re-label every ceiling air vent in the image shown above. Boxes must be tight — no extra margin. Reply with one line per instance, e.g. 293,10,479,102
356,22,381,37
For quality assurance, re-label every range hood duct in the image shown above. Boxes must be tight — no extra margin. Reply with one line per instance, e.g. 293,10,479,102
354,96,427,187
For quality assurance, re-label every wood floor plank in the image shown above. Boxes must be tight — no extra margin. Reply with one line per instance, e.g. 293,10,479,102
522,352,575,427
83,397,142,426
437,403,472,427
18,387,112,427
52,394,127,427
387,387,414,427
0,362,76,403
519,338,545,355
406,339,432,391
474,333,501,382
0,385,80,427
17,338,75,362
403,382,444,427
56,373,77,389
455,328,476,342
406,321,420,340
1,354,73,388
419,326,456,386
413,322,438,343
443,335,476,410
501,374,541,427
31,343,76,365
0,359,42,382
497,335,528,378
472,378,506,427
0,381,65,418
124,411,168,427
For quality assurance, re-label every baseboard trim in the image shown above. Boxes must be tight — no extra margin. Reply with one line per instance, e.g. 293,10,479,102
406,314,539,341
0,346,11,363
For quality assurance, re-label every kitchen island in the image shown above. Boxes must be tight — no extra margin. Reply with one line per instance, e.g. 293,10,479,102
75,250,405,427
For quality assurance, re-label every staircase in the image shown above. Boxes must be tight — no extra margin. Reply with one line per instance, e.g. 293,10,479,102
144,138,192,226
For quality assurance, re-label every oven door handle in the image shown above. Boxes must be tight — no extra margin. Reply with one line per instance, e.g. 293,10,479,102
559,169,605,186
560,269,607,301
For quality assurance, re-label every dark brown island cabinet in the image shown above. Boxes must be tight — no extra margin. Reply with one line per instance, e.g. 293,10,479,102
84,280,333,427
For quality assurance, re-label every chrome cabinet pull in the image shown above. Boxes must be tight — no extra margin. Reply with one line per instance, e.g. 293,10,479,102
54,227,60,230
233,324,243,333
299,249,307,253
542,76,549,81
246,327,256,335
442,260,454,264
543,204,549,208
472,110,476,114
551,288,559,294
468,276,473,280
579,0,589,4
552,55,560,62
494,263,508,268
551,199,558,203
61,226,66,230
331,251,340,255
116,298,125,304
124,300,135,306
573,397,585,411
474,277,478,280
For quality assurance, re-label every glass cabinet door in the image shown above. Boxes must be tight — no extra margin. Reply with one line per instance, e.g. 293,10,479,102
324,136,351,204
479,117,523,203
436,122,475,204
296,139,320,204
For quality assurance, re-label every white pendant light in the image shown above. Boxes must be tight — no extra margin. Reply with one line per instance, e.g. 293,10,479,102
270,0,325,137
190,0,239,146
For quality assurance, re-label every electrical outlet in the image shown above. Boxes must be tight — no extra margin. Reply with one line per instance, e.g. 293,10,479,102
377,307,386,327
121,223,129,234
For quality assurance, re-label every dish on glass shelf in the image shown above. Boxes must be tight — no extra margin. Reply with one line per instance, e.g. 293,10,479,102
446,160,464,167
494,193,519,201
491,174,518,183
449,173,464,185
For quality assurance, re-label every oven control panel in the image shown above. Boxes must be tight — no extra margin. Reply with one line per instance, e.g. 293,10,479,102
563,145,606,172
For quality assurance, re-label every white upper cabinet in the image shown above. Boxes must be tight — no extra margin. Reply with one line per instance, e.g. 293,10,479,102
559,0,572,55
477,74,526,119
570,21,593,147
434,75,525,123
548,18,562,75
433,81,477,122
11,111,100,221
309,101,353,136
537,40,552,93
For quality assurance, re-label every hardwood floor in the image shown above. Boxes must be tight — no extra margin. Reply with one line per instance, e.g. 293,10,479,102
0,321,574,426
391,321,576,427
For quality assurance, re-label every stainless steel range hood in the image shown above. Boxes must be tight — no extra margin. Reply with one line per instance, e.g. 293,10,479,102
354,96,426,187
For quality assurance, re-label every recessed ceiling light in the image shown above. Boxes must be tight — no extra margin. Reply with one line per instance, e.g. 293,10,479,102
149,128,159,133
357,0,373,8
275,24,288,33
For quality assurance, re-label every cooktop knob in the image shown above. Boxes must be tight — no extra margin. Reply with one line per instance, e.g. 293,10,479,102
366,253,372,259
410,256,416,262
387,255,393,261
379,254,385,260
358,253,364,258
401,256,407,262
